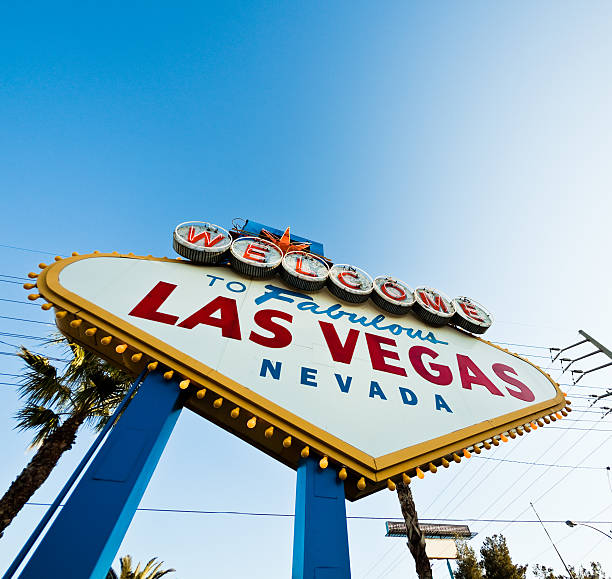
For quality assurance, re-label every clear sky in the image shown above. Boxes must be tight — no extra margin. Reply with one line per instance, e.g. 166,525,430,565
1,2,611,577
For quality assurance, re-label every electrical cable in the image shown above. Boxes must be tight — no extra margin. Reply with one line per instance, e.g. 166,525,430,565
0,242,62,256
20,502,612,524
529,500,612,562
360,541,401,579
471,456,608,470
0,332,47,341
495,431,612,539
0,298,39,306
0,315,54,325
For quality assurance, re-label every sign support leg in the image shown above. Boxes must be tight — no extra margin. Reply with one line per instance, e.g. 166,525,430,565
292,457,351,578
18,371,183,579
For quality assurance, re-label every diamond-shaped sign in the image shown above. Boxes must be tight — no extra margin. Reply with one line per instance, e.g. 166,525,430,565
33,253,567,499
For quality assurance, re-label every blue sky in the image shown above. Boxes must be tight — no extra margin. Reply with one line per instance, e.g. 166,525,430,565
1,2,611,577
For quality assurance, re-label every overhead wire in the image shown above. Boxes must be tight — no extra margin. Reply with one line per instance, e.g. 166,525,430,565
0,298,39,306
20,502,612,524
528,500,612,562
0,242,63,256
474,410,600,535
433,364,569,525
0,315,54,326
493,431,612,539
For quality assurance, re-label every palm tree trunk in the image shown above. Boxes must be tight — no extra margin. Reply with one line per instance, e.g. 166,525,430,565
0,414,84,538
396,481,432,579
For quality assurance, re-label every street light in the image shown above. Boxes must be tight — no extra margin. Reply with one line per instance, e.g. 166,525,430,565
565,520,612,541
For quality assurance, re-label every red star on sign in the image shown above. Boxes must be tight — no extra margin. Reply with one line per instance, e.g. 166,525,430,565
260,227,311,255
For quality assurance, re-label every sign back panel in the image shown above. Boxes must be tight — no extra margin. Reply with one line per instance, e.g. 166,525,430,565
34,253,568,500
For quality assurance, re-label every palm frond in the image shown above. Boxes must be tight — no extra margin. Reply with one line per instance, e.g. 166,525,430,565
14,404,61,446
17,348,71,409
119,555,134,578
117,556,174,579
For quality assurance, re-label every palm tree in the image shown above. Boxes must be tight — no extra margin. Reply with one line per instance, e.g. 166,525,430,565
106,555,175,579
396,481,432,578
0,342,132,537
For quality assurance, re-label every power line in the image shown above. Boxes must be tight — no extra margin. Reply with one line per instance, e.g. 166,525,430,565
472,456,608,470
0,332,47,341
0,315,54,326
21,503,612,524
0,243,62,256
490,341,550,350
496,432,612,538
0,298,39,307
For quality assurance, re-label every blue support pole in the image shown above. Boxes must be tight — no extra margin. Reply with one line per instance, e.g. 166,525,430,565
18,371,183,579
292,457,351,579
3,371,146,579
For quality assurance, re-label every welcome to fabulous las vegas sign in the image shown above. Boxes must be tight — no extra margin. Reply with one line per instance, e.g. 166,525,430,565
25,220,569,499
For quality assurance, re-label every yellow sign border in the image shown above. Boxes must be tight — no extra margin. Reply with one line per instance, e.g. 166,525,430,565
33,253,568,500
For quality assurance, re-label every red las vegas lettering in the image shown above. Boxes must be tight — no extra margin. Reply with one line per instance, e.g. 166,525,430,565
129,281,180,325
492,363,535,402
408,345,453,386
457,354,503,396
365,333,407,377
318,321,360,364
249,310,293,348
177,296,242,339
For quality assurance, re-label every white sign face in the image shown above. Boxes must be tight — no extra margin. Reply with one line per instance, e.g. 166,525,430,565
425,539,458,560
51,256,560,460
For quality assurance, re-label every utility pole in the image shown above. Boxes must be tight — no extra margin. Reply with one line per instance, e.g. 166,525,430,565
396,482,432,579
552,330,612,413
552,330,612,384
